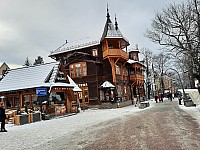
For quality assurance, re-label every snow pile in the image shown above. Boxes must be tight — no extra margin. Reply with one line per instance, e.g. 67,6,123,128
179,103,200,125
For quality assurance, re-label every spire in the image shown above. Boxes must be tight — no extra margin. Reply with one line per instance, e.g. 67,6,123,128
106,3,110,18
101,5,129,46
115,14,118,30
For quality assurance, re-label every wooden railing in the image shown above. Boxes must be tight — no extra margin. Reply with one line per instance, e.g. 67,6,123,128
103,49,128,60
130,74,144,81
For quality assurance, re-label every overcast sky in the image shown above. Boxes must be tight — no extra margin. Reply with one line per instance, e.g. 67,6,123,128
0,0,185,69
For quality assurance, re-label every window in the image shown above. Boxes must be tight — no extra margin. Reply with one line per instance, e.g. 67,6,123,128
32,94,37,105
124,86,127,94
115,65,121,75
84,88,89,102
130,53,137,60
92,49,98,56
14,97,20,107
123,67,128,76
23,95,31,107
133,54,137,60
77,84,89,104
69,62,87,78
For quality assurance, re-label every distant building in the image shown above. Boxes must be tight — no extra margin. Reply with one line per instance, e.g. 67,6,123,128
49,7,145,106
0,62,10,80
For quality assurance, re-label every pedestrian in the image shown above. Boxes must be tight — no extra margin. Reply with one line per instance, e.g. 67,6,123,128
158,93,161,102
172,93,174,99
155,95,158,103
169,92,172,101
0,102,7,132
161,93,164,102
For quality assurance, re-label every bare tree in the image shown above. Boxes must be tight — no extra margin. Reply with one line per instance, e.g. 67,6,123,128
146,0,200,87
141,47,153,99
152,52,170,93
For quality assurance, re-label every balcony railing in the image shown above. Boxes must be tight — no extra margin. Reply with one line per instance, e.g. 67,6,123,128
130,74,144,81
103,49,128,61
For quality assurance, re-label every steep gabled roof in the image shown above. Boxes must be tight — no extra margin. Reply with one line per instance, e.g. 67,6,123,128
0,62,74,92
101,7,129,45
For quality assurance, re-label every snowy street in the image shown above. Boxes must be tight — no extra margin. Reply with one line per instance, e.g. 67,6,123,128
1,98,200,150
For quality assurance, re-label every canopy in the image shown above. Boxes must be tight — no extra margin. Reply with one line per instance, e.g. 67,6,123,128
100,81,115,88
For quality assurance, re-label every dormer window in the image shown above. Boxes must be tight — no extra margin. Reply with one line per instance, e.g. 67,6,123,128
133,54,137,60
92,49,98,57
130,53,137,60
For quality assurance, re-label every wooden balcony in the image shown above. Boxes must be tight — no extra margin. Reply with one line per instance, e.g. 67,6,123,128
130,74,144,82
103,49,128,61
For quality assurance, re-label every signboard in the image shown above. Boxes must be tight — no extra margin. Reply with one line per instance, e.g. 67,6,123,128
36,88,47,96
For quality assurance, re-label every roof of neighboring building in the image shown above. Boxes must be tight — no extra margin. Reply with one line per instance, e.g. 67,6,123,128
0,62,74,93
49,38,100,57
0,62,10,69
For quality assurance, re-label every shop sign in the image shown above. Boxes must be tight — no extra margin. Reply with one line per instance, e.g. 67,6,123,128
36,88,47,96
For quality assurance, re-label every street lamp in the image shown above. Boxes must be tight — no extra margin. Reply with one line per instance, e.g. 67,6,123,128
165,68,188,101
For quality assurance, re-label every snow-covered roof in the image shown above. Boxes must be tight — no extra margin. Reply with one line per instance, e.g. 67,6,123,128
100,81,115,88
0,62,74,93
127,59,145,66
127,59,138,64
178,89,198,94
67,75,82,92
49,38,100,56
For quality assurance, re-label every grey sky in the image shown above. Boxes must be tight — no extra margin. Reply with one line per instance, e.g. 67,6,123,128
0,0,185,68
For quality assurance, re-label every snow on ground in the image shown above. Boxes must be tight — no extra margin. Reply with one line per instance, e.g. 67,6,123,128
178,100,200,125
0,98,199,150
1,104,146,150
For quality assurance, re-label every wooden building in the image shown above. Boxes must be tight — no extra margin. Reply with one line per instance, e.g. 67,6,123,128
127,49,145,100
49,8,145,106
0,62,79,116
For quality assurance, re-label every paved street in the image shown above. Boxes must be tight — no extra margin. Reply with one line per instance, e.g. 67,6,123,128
37,100,200,150
1,99,200,150
85,101,200,150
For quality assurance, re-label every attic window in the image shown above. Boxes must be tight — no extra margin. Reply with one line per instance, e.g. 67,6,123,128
92,49,98,57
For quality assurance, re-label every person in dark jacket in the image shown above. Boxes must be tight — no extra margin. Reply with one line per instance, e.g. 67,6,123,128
0,102,7,132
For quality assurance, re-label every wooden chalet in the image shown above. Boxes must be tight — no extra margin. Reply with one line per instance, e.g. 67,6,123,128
49,8,145,106
127,49,145,100
0,62,79,117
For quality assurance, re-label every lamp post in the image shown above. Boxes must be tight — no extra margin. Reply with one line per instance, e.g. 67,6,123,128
165,68,188,101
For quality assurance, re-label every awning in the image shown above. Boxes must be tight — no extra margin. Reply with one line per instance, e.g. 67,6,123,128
100,81,115,88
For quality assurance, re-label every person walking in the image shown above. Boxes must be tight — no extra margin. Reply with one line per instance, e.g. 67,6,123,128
0,102,7,132
158,93,161,102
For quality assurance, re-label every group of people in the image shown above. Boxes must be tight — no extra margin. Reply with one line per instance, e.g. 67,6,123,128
0,102,7,132
155,93,164,103
155,92,174,103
